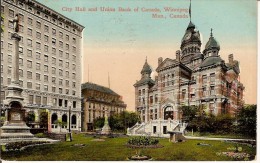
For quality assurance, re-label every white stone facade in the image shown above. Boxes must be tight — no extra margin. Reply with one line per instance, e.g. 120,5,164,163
0,0,84,133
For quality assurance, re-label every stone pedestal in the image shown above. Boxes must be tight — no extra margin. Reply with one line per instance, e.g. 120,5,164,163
101,110,111,134
0,32,34,139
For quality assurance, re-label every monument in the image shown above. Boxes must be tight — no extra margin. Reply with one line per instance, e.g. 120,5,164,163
0,14,34,139
101,109,111,134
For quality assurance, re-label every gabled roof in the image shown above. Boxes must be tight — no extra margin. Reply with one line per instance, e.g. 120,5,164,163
156,58,179,72
82,82,119,96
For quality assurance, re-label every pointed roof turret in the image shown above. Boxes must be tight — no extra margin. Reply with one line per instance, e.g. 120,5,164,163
141,57,152,74
205,28,220,51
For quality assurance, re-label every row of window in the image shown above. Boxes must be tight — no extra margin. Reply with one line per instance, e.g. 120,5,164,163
4,5,79,35
1,64,77,79
28,94,77,108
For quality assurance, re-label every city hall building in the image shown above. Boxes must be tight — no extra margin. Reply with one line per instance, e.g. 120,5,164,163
0,0,84,133
128,21,244,137
82,82,127,131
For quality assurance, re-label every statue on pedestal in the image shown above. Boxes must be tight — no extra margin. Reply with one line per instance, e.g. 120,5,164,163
101,109,111,134
12,14,20,33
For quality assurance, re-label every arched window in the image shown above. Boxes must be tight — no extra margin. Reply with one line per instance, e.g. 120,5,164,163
71,115,76,125
62,114,67,123
164,106,174,120
51,113,57,124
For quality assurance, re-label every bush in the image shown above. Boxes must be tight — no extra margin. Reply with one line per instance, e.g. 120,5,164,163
127,136,159,146
4,141,49,151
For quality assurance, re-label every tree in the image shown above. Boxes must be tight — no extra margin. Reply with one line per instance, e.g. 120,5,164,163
39,111,48,129
236,104,256,138
93,117,105,129
108,111,140,132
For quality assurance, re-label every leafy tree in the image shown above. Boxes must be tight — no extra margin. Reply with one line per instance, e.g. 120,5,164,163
179,105,198,122
93,117,105,129
236,104,256,138
39,111,48,129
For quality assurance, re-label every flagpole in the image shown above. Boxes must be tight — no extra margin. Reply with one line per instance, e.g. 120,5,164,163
189,0,191,22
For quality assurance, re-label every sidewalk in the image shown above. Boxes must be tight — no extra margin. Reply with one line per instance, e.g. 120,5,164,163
184,136,256,142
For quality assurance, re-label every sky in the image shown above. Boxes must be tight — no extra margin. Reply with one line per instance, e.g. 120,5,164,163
37,0,257,111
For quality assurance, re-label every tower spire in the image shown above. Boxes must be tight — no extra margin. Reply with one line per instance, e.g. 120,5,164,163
189,0,191,22
210,28,213,37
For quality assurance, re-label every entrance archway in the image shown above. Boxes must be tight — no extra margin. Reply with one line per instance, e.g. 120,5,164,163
164,106,174,120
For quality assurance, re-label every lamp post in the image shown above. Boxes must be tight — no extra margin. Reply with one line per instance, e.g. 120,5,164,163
68,104,72,141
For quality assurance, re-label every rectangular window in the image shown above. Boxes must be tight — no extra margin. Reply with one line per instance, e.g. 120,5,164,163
59,41,63,48
72,55,76,61
66,80,69,87
36,42,41,49
210,86,215,95
44,85,48,91
44,75,48,82
36,96,41,104
27,28,32,36
27,71,32,79
29,95,34,103
52,67,56,74
52,28,56,35
19,25,24,32
59,69,63,76
59,99,63,107
59,60,63,67
65,34,69,41
36,21,41,29
202,75,207,84
52,77,56,84
52,38,56,45
9,9,14,18
72,64,76,70
43,97,47,105
73,101,76,108
65,62,69,68
8,43,12,51
72,46,76,53
44,45,48,52
27,39,32,47
8,55,12,63
59,79,63,85
52,57,56,64
36,73,41,80
59,50,63,57
44,25,49,32
19,14,24,22
19,69,23,77
210,73,215,83
44,35,48,42
19,47,23,54
65,71,69,78
28,17,32,25
52,48,56,55
65,53,69,59
36,31,41,39
52,87,56,93
44,65,48,72
72,38,76,44
36,63,40,70
59,32,63,38
27,49,32,57
66,44,69,50
44,55,48,62
27,60,32,68
36,52,41,60
59,88,62,94
73,82,76,88
36,84,40,90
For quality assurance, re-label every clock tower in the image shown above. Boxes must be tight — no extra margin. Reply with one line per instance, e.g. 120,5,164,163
180,21,202,63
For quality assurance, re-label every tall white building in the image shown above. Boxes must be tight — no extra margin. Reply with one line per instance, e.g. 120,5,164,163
0,0,84,133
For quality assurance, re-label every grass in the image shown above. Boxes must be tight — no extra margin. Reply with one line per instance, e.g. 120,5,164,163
185,131,255,139
1,133,256,161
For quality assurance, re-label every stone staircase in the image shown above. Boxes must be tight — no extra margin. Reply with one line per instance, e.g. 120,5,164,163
127,119,188,137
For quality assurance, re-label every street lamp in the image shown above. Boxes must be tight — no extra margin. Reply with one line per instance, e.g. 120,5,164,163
68,103,72,142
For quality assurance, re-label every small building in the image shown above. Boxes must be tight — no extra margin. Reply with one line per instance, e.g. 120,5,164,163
81,82,127,131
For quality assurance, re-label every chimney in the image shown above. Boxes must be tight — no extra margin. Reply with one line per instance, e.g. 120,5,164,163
176,50,180,61
229,54,234,64
158,57,163,65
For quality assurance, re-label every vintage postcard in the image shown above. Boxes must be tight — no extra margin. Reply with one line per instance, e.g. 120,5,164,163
0,0,257,161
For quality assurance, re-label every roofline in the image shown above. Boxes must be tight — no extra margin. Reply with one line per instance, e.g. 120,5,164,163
31,0,84,29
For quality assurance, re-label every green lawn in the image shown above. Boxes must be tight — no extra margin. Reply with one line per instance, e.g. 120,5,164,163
1,134,256,161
